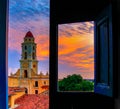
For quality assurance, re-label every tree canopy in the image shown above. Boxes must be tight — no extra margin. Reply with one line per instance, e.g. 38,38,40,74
58,74,94,91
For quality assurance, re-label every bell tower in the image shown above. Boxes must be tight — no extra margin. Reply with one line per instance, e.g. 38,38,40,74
19,31,38,78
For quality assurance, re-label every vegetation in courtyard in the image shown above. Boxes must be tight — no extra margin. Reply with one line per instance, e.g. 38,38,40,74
58,74,94,92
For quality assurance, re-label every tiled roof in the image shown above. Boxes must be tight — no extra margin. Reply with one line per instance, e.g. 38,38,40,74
15,94,49,109
8,87,25,96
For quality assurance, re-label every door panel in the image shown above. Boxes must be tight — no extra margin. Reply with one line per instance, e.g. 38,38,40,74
94,4,113,97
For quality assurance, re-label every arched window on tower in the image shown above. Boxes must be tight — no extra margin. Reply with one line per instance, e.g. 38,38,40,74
32,52,35,59
24,70,28,78
25,45,27,50
33,46,35,50
25,52,27,59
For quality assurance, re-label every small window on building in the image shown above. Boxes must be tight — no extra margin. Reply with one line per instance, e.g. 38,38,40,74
25,52,27,59
29,39,31,41
25,46,27,50
35,81,38,87
32,52,35,59
24,70,28,78
25,88,28,94
44,81,46,85
35,90,38,94
33,64,36,68
33,46,35,50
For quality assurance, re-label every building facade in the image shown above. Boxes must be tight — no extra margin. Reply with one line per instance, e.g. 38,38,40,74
8,31,49,94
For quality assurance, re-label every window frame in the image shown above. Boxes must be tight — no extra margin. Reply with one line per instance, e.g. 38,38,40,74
94,4,116,97
0,0,117,108
50,2,117,108
54,4,115,97
0,0,8,108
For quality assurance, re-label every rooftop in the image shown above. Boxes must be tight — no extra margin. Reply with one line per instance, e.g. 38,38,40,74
15,94,49,109
25,31,34,38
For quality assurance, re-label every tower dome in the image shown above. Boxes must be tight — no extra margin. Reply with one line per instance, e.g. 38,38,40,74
25,31,34,38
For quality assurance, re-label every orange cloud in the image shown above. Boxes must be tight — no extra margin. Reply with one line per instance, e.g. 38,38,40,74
58,22,94,79
35,35,49,60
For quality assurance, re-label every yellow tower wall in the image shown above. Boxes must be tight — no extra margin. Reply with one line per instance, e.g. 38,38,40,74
8,77,19,87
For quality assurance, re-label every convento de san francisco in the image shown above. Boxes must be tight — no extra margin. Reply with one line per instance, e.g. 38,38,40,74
8,31,49,109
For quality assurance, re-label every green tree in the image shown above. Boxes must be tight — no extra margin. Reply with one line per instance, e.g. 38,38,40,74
74,80,94,91
58,74,94,91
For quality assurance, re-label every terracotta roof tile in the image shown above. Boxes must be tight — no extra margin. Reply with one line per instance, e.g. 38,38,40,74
15,94,49,109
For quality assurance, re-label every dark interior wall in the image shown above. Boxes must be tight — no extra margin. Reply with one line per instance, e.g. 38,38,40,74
54,93,114,109
0,0,8,109
115,0,120,109
54,0,111,23
50,0,115,109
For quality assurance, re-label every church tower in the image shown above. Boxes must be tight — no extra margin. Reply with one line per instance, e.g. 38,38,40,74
19,31,38,78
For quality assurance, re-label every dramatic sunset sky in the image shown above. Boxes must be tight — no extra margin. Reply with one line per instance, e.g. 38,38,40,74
8,0,94,79
8,0,49,75
58,22,94,79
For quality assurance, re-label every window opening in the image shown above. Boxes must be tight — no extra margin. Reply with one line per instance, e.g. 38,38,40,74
25,52,27,59
24,70,28,78
32,52,35,59
35,90,38,94
58,21,94,92
8,0,49,108
33,46,35,50
25,88,28,94
35,81,38,87
44,81,46,85
25,46,27,50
